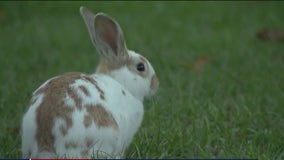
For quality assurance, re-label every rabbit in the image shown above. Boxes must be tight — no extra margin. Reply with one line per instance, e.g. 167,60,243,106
21,6,159,158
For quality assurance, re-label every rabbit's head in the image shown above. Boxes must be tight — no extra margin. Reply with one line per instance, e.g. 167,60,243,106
80,7,159,101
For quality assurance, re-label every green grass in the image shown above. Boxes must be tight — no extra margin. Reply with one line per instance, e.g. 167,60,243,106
0,1,283,159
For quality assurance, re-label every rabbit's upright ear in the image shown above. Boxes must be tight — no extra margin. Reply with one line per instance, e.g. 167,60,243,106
80,6,128,61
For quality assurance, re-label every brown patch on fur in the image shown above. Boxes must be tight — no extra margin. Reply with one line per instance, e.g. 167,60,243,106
84,104,118,130
79,85,90,97
95,60,110,74
96,57,128,74
34,72,84,153
139,56,147,63
65,141,78,149
82,75,105,100
67,87,83,110
150,75,159,91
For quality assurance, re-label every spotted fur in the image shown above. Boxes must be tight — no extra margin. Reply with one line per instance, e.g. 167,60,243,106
22,6,159,158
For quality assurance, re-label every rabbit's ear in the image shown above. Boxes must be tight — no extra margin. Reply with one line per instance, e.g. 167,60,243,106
80,6,128,61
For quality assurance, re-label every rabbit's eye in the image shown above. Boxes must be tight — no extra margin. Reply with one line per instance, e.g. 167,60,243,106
136,63,145,72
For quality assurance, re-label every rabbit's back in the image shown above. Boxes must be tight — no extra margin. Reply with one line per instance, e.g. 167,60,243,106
22,72,143,158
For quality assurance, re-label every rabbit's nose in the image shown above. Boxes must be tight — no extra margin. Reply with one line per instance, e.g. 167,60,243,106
150,74,159,91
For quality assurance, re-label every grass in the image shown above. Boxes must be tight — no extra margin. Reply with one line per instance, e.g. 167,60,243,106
0,1,283,159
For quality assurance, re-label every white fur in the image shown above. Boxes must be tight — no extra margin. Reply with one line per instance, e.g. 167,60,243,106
22,94,44,158
110,50,155,101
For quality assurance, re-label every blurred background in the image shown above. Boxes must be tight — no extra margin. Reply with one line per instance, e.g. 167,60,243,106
0,1,283,158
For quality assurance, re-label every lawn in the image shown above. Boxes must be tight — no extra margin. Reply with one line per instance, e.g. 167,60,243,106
0,1,283,159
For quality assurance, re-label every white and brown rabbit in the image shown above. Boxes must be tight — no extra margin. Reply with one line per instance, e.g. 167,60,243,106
21,6,159,158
